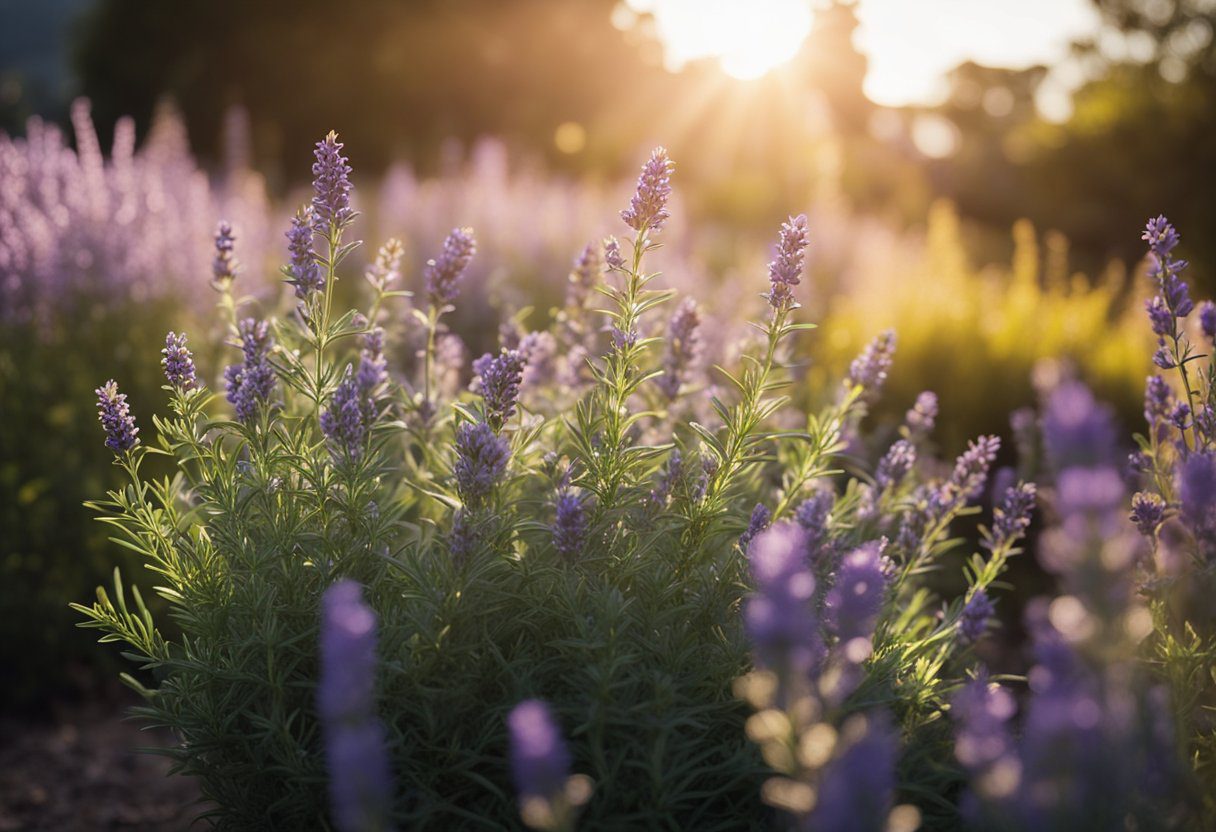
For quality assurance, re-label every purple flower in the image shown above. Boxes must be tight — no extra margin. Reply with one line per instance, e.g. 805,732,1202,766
847,330,896,400
745,523,823,675
936,435,1001,513
1179,451,1216,538
603,236,626,272
321,366,372,461
286,207,323,299
519,331,557,389
1200,300,1216,343
1143,216,1193,318
876,439,916,490
424,227,477,307
324,721,394,832
986,482,1036,551
1142,215,1180,258
657,298,701,399
454,421,509,507
905,391,938,439
1130,491,1165,537
1041,381,1117,470
95,379,139,453
161,331,197,391
566,242,602,310
507,699,572,801
311,131,354,234
738,503,771,551
365,238,404,292
766,213,810,310
357,327,387,398
472,348,526,428
1145,296,1172,337
1144,375,1173,436
449,508,477,565
318,581,392,832
824,541,888,648
552,490,588,559
620,147,674,233
212,220,239,285
1169,401,1192,432
951,673,1018,822
795,490,834,557
319,581,379,724
807,712,897,832
959,589,995,643
225,318,276,424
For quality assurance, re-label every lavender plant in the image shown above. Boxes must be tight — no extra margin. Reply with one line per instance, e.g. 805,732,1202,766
76,133,1044,830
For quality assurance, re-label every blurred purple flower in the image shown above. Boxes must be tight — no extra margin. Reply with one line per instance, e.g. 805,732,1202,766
745,523,823,675
905,391,938,439
807,712,897,832
1200,300,1216,343
986,481,1036,551
657,297,702,399
507,699,572,801
824,541,888,648
876,439,916,490
847,330,896,400
424,227,477,307
1041,381,1117,470
212,220,239,286
552,489,588,560
318,580,392,832
603,236,626,272
958,589,995,643
1179,451,1216,538
566,242,602,310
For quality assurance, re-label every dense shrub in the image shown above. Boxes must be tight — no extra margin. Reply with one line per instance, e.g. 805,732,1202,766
76,135,1041,830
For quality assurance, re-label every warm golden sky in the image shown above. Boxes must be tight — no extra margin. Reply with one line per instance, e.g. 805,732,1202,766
624,0,1101,106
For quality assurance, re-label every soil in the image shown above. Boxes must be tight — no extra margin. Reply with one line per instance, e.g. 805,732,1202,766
0,691,206,831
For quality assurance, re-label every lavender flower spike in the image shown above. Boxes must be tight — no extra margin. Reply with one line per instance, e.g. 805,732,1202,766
424,227,477,307
508,699,572,802
745,523,823,675
224,318,276,424
657,297,701,399
454,421,510,507
552,489,588,560
905,391,938,438
958,589,995,644
321,366,371,461
620,147,675,233
473,348,526,428
987,481,1036,551
286,207,324,299
162,331,197,391
95,380,139,453
847,330,897,400
738,503,771,551
311,131,354,235
212,221,239,286
766,213,809,310
318,581,393,832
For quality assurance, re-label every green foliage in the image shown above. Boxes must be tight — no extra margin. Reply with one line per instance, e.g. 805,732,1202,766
76,143,1024,830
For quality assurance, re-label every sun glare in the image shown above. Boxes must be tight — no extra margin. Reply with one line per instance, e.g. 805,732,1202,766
627,0,814,81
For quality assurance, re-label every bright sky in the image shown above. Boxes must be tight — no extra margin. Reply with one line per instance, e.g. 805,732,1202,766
624,0,1102,106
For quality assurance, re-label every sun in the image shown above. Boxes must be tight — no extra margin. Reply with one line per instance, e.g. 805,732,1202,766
627,0,814,81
